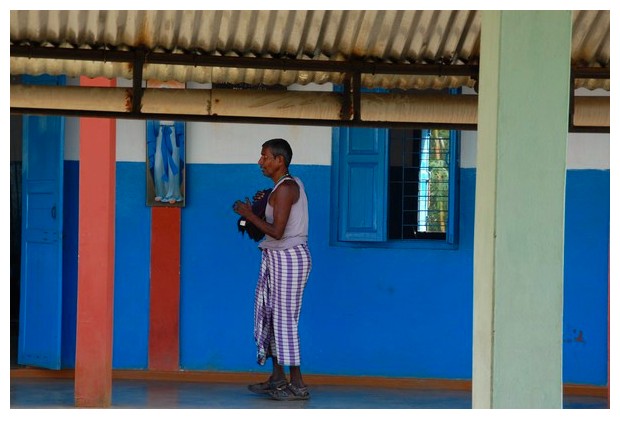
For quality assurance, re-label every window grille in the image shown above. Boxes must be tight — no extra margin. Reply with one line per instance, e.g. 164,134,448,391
388,129,451,240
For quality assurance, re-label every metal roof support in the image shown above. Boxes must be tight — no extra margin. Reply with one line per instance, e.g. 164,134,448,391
338,71,363,121
10,45,481,77
10,46,610,81
9,46,610,132
131,48,146,114
341,74,352,120
569,68,575,131
352,71,362,121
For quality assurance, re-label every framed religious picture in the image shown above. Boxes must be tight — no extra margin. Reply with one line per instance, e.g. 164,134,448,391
145,80,186,207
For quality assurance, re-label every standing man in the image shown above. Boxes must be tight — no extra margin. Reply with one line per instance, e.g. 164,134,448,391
233,138,312,401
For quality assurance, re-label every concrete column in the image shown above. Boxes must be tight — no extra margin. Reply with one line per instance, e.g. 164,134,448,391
473,11,571,408
74,77,117,407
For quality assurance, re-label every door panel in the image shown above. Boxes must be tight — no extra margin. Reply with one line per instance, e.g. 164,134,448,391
18,74,65,369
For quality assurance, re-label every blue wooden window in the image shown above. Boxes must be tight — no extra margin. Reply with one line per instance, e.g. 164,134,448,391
336,127,388,242
331,125,460,249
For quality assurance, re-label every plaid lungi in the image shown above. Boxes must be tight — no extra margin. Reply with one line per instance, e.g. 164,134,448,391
254,243,311,366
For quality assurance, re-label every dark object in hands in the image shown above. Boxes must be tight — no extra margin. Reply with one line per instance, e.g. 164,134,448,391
237,188,272,241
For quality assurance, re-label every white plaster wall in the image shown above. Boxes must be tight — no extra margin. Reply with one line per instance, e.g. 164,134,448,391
460,125,610,170
460,130,478,169
566,132,610,170
64,116,80,161
116,118,146,162
186,122,332,165
184,81,332,165
64,77,81,161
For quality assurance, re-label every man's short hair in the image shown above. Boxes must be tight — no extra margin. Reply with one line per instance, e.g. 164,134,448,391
262,138,293,167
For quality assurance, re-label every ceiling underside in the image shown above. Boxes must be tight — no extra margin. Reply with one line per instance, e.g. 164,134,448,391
9,10,611,91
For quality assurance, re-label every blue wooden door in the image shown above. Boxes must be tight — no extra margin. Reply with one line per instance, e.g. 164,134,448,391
18,75,65,369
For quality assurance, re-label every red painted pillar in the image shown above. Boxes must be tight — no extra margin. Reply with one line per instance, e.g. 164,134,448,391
148,207,181,370
74,77,117,407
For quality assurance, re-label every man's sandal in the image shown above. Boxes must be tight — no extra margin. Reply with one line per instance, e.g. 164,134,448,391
248,378,288,395
269,383,310,401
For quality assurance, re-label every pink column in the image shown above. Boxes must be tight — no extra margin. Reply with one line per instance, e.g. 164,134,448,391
74,77,117,407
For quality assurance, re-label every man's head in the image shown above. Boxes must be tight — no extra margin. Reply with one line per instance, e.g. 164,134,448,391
262,138,293,167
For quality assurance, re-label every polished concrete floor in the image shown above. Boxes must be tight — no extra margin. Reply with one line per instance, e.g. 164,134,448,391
10,376,609,409
8,329,609,410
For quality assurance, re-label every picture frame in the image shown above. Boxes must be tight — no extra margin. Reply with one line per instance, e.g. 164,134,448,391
145,80,186,207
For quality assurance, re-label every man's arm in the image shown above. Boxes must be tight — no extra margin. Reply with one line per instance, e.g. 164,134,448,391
234,180,299,240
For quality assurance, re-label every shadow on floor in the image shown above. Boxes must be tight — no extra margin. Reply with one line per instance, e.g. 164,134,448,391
10,377,609,409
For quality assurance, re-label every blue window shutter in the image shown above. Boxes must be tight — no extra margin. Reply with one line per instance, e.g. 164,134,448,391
338,127,388,242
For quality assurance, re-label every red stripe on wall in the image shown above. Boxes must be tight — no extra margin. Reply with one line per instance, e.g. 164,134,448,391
148,207,181,371
74,77,117,407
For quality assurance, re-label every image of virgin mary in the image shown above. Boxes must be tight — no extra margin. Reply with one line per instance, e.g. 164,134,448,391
146,119,185,205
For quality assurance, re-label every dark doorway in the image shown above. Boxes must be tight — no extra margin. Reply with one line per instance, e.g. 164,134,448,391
10,76,23,367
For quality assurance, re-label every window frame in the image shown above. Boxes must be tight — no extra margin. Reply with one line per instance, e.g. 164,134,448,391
330,127,461,250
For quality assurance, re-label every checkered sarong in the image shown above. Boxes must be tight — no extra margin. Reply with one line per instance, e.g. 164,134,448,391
254,243,311,366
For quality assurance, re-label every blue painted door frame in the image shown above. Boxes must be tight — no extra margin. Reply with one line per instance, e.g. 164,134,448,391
18,74,66,369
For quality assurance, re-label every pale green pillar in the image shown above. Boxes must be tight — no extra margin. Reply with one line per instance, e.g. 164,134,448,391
473,11,571,408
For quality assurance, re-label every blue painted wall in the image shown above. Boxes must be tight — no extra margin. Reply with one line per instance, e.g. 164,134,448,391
111,162,151,368
60,162,609,385
562,170,609,386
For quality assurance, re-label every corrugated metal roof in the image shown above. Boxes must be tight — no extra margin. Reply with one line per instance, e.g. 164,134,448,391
9,10,610,90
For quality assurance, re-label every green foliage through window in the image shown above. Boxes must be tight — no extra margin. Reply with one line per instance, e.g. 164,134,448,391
388,129,451,240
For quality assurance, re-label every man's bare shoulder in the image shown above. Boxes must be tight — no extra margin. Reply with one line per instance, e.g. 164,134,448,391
272,178,300,204
280,178,299,189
